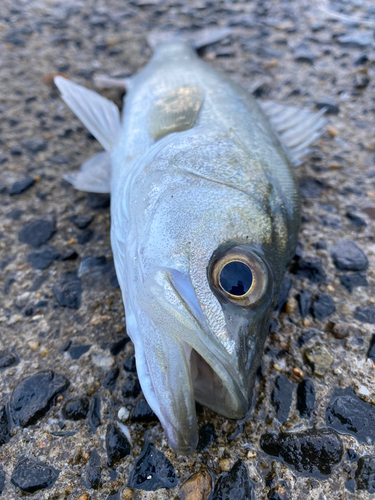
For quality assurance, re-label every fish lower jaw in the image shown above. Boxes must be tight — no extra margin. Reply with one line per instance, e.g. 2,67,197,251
189,347,248,421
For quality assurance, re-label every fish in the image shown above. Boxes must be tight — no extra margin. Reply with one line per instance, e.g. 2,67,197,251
54,35,327,455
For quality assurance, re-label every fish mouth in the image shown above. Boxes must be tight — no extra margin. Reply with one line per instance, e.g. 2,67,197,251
136,268,250,454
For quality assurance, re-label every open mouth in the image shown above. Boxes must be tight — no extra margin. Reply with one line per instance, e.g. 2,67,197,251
135,267,249,454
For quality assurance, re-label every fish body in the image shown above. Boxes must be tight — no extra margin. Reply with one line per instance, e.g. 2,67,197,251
55,40,324,455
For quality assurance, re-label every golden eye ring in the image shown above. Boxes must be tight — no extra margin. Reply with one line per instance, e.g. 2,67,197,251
209,246,268,307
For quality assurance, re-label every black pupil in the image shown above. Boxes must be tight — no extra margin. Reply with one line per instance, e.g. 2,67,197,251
219,261,253,296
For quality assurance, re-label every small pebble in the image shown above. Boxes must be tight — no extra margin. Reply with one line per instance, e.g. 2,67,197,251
19,217,56,248
62,397,90,420
212,460,253,500
197,423,217,452
296,378,315,418
326,387,375,444
305,344,334,376
180,470,212,500
122,488,134,500
330,240,368,272
271,375,294,424
9,176,35,195
11,370,70,427
53,273,82,310
106,422,131,467
130,399,158,423
311,294,335,321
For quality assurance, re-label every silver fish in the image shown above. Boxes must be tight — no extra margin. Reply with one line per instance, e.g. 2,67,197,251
55,39,327,455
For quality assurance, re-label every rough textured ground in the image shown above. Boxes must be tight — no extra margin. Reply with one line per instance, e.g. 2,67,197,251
1,0,375,499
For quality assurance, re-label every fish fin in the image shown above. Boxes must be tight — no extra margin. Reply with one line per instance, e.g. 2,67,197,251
149,86,203,140
147,27,232,51
54,76,121,152
259,101,328,166
62,151,111,193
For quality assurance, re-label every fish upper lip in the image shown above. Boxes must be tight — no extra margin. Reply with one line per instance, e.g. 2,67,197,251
136,267,250,453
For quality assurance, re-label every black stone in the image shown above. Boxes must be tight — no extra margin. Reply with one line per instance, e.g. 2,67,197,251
62,397,89,420
294,50,316,64
296,378,315,418
78,255,106,276
60,249,79,261
339,273,367,293
296,329,317,347
7,208,24,220
103,367,119,392
347,448,358,462
11,457,59,493
326,387,375,444
368,334,375,363
27,245,60,270
271,375,293,424
0,404,10,446
315,100,339,115
86,192,110,209
21,138,48,153
123,354,136,372
86,450,101,489
296,289,312,318
346,211,367,228
127,442,178,491
19,218,56,248
330,240,368,271
69,214,93,229
60,339,72,352
290,259,326,283
299,178,326,199
275,276,293,313
212,460,253,500
110,337,129,356
106,423,131,467
311,294,335,321
0,467,4,494
69,344,91,359
0,350,19,369
29,275,48,292
314,241,327,250
197,423,217,451
122,378,141,399
53,273,82,309
260,428,343,478
11,371,69,427
354,306,375,324
88,395,101,432
355,456,375,493
9,176,35,195
131,399,159,423
77,229,94,245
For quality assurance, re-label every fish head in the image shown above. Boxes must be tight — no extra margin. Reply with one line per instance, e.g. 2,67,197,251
116,131,299,454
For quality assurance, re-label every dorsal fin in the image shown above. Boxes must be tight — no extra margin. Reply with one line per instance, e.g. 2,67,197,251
148,86,203,140
259,101,328,166
54,76,121,152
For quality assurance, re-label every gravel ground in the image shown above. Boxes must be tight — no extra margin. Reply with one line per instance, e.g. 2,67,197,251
1,0,375,499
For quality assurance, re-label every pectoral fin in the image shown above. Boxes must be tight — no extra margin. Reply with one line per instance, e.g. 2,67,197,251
62,151,111,193
259,101,328,166
54,76,121,152
148,86,203,140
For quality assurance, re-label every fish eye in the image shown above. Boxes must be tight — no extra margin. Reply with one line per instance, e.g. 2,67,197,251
209,246,268,307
